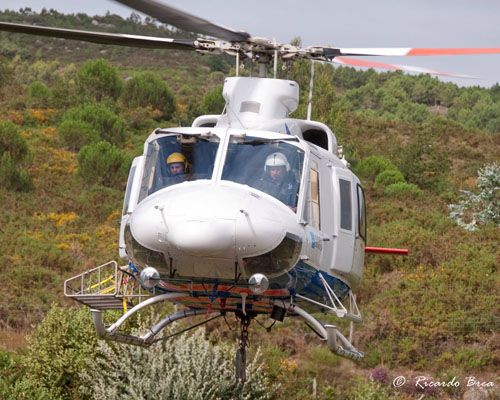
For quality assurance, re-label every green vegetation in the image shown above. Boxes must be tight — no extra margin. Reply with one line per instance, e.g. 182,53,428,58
81,315,275,399
374,169,406,188
61,103,126,146
1,9,500,400
0,120,32,191
77,141,132,188
8,304,98,399
354,155,398,181
75,58,123,102
199,85,225,115
449,161,500,230
122,71,177,119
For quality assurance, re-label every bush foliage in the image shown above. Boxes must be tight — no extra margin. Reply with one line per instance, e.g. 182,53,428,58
384,182,422,198
58,119,100,151
0,152,33,191
77,141,131,188
449,162,500,231
199,85,225,115
0,120,29,161
80,317,276,400
354,155,398,181
122,71,176,120
374,169,406,188
61,103,126,147
75,58,122,102
28,81,53,108
8,304,98,399
0,120,32,191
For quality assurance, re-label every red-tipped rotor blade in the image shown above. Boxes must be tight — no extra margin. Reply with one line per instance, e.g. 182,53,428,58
327,47,500,57
332,56,477,78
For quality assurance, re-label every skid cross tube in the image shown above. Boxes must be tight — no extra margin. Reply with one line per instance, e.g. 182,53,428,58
274,299,364,361
91,292,188,346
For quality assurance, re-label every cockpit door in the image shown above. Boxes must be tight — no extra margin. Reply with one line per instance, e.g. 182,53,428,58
302,153,328,266
352,183,366,282
332,169,355,275
119,156,143,260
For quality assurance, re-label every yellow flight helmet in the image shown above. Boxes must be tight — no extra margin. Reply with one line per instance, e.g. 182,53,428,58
166,152,188,170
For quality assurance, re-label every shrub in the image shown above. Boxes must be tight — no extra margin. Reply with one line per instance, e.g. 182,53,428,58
384,182,422,198
61,103,126,146
8,304,98,400
345,376,401,400
396,133,450,191
199,85,225,115
79,322,276,400
0,120,29,162
122,71,176,119
449,162,500,231
58,119,99,151
0,349,20,399
0,56,13,89
354,155,398,181
28,81,53,108
0,152,33,192
374,169,406,188
75,58,122,102
77,141,131,188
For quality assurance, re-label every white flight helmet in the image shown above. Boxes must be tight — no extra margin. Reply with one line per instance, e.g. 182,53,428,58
264,152,290,172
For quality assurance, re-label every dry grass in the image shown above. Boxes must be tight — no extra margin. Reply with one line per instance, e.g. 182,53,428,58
0,329,28,352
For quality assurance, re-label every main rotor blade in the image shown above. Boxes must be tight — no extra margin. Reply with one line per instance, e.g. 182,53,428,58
332,57,477,79
114,0,250,42
0,22,196,51
324,47,500,57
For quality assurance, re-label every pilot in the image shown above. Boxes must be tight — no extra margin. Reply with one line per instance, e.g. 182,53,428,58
166,152,189,185
255,152,298,211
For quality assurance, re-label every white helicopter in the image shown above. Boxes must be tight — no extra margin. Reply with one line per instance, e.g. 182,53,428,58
3,0,500,379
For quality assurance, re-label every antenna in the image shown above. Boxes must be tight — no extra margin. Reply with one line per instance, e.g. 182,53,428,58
273,50,278,78
306,61,315,120
236,52,239,77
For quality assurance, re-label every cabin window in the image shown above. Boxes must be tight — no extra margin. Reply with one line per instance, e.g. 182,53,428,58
357,184,367,241
339,179,352,231
122,164,137,215
303,162,321,229
138,133,220,202
222,136,304,211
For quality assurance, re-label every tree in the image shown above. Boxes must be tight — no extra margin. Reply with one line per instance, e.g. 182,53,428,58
77,141,131,188
8,305,98,399
0,120,29,161
28,81,53,108
449,162,500,231
75,59,122,102
0,57,13,89
60,103,126,147
199,85,225,115
0,121,32,191
121,71,176,120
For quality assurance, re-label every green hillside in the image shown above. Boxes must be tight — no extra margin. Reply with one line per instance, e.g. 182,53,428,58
0,10,499,400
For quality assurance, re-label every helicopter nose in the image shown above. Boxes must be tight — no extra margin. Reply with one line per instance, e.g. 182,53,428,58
167,217,235,256
128,182,294,260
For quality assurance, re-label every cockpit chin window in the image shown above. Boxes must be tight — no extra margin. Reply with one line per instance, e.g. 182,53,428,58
222,136,304,211
138,134,220,202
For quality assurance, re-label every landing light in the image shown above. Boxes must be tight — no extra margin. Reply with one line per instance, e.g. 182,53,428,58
248,273,269,294
139,267,160,289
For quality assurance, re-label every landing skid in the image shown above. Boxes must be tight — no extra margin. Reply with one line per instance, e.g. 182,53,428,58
64,261,364,381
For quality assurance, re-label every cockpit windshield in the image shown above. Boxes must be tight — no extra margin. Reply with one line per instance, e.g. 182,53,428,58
222,136,304,211
139,133,220,202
